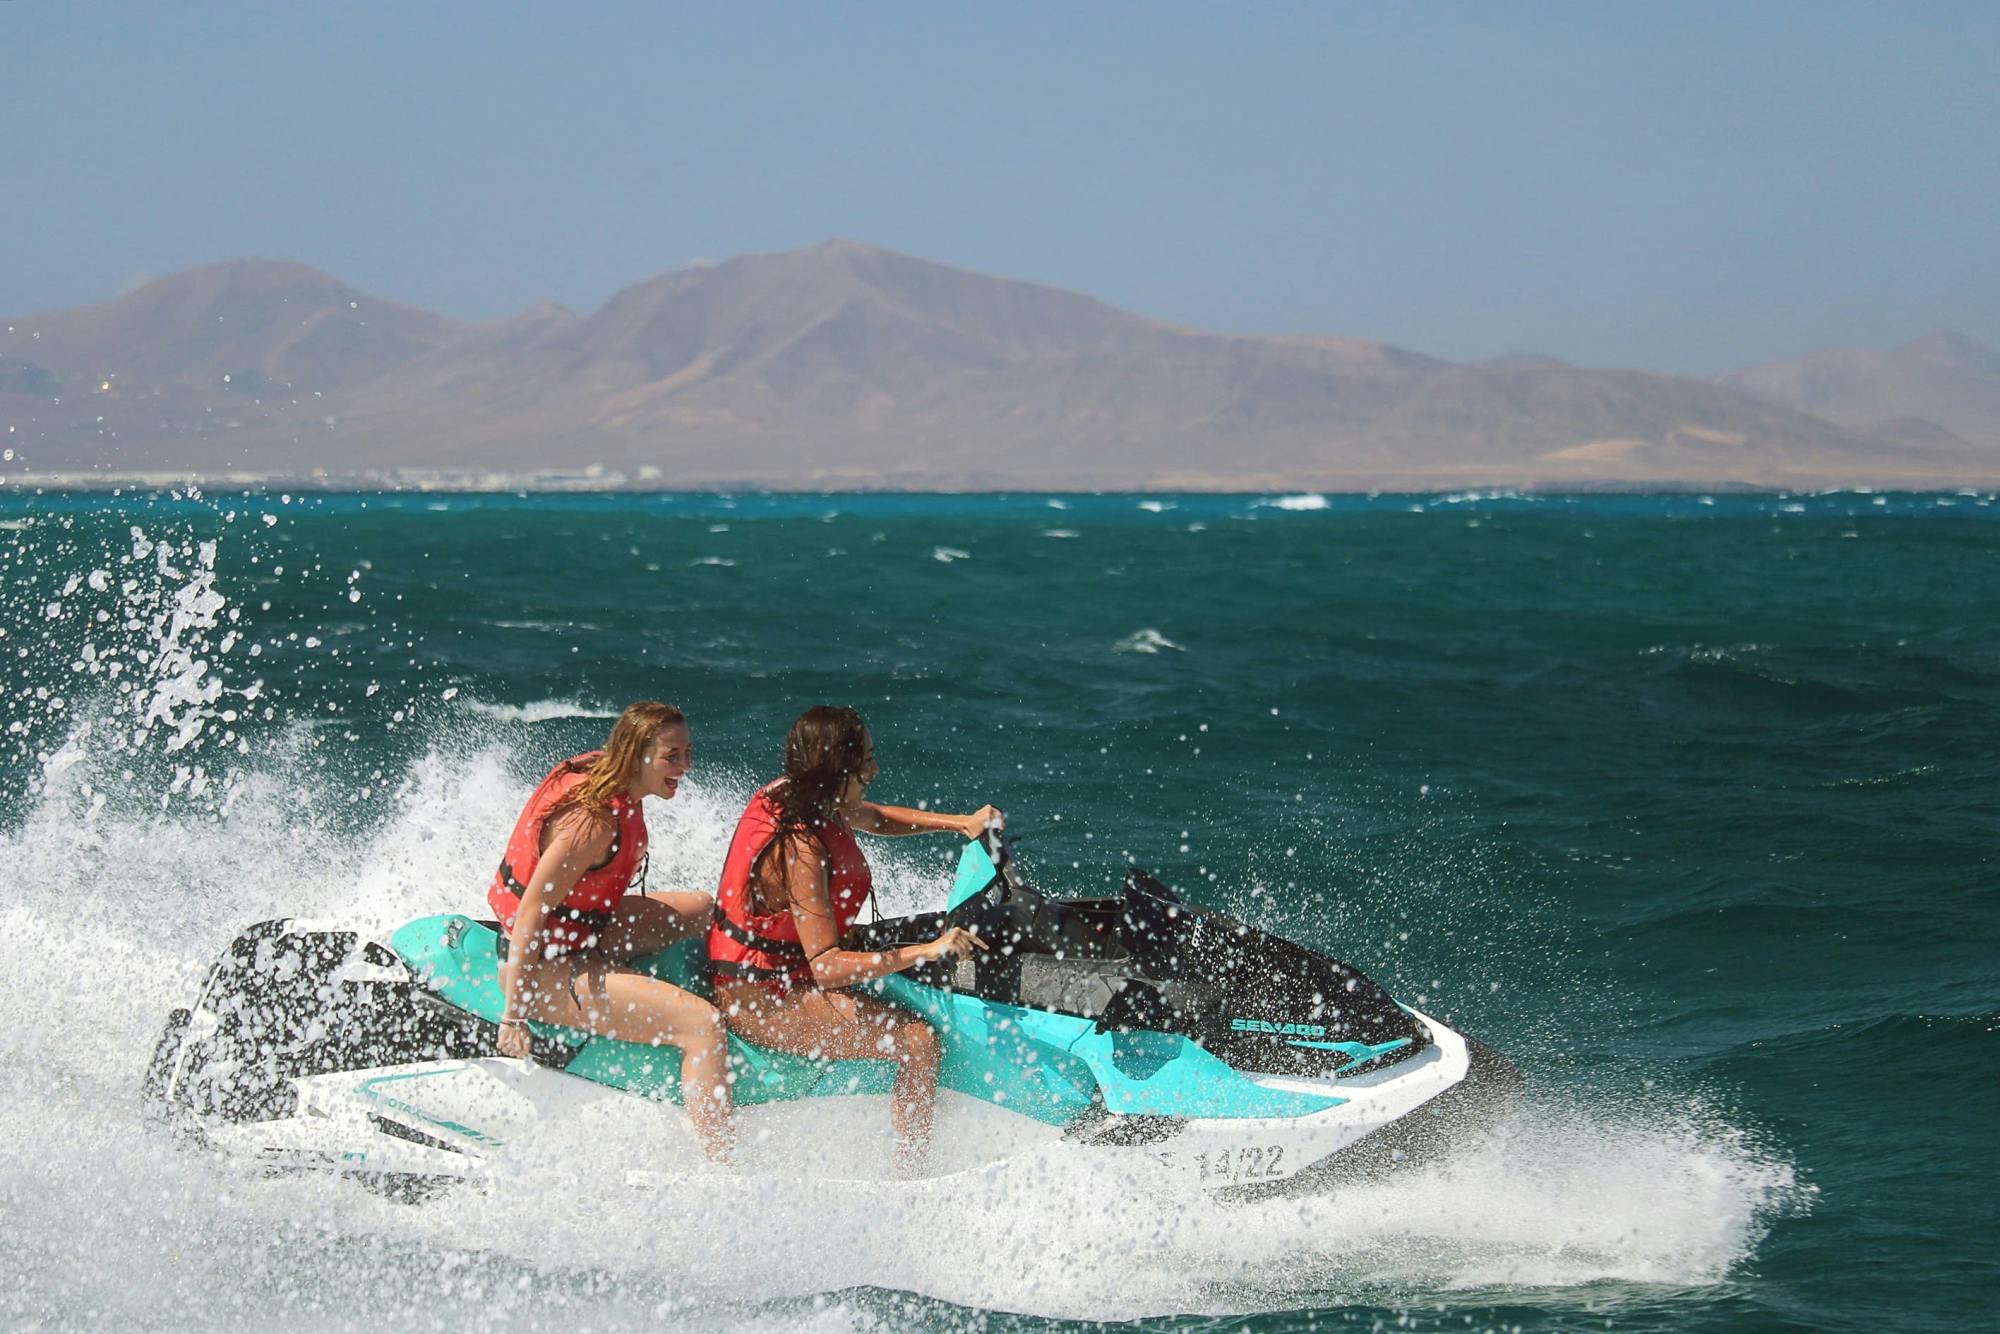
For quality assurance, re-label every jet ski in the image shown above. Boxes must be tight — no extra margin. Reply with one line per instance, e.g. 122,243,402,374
142,831,1518,1200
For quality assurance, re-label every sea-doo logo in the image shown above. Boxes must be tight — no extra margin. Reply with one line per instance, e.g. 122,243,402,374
1229,1017,1326,1038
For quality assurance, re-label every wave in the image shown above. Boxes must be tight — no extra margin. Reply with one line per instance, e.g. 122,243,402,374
1812,763,1944,790
1644,642,1972,718
1204,1094,1802,1304
1115,628,1184,655
1696,1013,1999,1114
488,619,603,633
1262,493,1330,511
1430,489,1530,505
460,698,619,724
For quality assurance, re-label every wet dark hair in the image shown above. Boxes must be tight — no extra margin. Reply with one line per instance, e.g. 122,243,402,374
748,706,871,917
770,705,869,834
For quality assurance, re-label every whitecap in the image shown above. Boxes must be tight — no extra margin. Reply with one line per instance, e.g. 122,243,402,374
1434,488,1525,505
933,547,971,563
690,556,738,567
1265,493,1330,511
1116,628,1184,654
462,699,618,723
1138,500,1174,513
1042,528,1079,539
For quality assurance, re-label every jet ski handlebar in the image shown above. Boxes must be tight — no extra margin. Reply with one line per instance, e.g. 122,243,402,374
978,815,1011,878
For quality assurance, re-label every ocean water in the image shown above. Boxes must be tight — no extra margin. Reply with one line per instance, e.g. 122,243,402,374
2,488,1995,1332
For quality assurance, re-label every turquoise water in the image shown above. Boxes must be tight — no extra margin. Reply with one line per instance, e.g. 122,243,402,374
2,489,1995,1331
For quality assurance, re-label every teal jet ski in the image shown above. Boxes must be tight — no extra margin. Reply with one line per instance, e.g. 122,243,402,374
143,832,1517,1198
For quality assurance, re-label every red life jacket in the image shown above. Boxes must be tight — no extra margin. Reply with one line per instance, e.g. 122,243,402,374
709,781,873,993
487,752,649,955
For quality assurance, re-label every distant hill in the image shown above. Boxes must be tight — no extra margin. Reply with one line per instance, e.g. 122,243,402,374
4,243,1995,488
1,260,466,475
1716,331,2000,457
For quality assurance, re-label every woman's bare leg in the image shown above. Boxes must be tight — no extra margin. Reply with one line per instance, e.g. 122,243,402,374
716,982,941,1166
514,953,734,1163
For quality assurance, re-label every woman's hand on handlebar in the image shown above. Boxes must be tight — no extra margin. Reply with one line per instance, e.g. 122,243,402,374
957,805,1003,841
917,926,988,964
497,1016,532,1059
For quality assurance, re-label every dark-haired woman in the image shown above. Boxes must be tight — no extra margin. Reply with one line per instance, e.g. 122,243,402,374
489,700,734,1163
709,705,995,1166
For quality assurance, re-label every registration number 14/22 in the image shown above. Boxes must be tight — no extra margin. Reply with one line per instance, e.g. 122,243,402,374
1156,1144,1287,1183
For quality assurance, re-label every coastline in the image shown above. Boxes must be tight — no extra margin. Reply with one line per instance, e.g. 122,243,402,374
4,469,1996,496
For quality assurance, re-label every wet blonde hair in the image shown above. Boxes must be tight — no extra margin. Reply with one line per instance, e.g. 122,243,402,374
555,700,687,819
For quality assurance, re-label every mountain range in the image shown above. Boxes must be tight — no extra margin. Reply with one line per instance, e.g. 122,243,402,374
5,241,1996,489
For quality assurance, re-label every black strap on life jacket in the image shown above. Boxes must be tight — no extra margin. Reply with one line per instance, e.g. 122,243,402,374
496,860,618,927
709,904,809,962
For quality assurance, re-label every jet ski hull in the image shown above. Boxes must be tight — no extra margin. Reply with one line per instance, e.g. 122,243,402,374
144,845,1516,1197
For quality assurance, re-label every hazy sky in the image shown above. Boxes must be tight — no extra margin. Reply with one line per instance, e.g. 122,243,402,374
5,1,1995,374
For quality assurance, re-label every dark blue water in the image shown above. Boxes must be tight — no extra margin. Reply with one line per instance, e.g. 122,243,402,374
2,488,1994,1331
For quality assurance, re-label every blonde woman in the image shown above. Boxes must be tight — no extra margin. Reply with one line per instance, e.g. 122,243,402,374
487,701,732,1161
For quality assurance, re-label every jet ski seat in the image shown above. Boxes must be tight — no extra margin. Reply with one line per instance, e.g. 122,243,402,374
394,915,874,1104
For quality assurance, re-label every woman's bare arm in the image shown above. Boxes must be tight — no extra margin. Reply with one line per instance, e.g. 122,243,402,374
778,837,983,989
497,809,614,1050
849,801,1000,840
